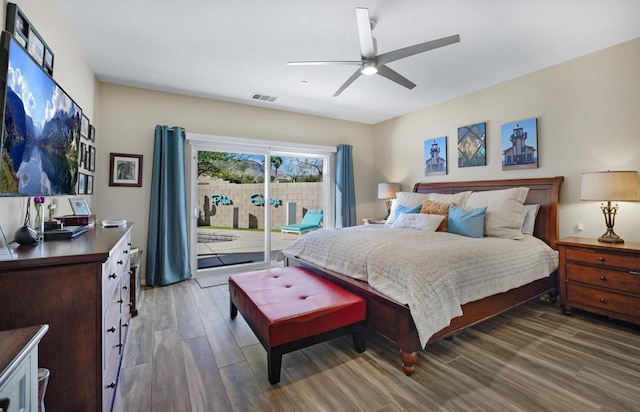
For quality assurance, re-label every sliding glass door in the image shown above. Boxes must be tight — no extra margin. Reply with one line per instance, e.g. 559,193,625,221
187,135,334,277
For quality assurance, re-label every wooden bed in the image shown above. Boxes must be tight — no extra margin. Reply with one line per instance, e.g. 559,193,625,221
284,176,564,375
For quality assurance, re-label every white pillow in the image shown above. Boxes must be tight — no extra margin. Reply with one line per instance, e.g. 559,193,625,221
465,187,529,239
391,213,445,231
521,204,540,235
386,191,472,225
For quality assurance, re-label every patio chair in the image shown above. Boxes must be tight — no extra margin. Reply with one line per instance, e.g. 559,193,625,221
280,209,323,238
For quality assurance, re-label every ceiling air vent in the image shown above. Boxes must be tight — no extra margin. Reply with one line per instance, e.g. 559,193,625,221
250,93,277,102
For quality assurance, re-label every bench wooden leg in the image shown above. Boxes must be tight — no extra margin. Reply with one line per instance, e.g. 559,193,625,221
352,323,366,353
230,300,238,319
267,348,283,385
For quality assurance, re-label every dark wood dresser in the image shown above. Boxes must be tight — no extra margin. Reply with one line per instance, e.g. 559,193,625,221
557,236,640,324
0,224,133,411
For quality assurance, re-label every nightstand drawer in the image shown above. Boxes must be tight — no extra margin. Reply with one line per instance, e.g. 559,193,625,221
566,263,640,294
565,248,639,270
567,283,640,318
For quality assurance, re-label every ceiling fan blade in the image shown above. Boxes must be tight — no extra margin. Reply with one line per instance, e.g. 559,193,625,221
376,65,416,89
287,60,362,66
377,34,460,66
355,8,375,59
333,68,362,97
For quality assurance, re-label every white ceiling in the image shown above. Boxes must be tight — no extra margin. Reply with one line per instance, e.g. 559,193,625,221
55,0,640,124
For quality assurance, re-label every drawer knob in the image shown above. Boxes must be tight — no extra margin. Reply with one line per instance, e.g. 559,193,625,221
123,285,128,290
123,250,129,254
107,382,116,389
107,327,116,333
118,299,124,304
117,260,124,265
598,256,605,262
599,297,607,304
109,273,117,279
117,343,123,348
123,322,129,327
599,275,607,282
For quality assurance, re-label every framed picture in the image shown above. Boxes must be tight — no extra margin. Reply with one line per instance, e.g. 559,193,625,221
69,196,91,215
109,153,143,187
79,142,86,168
27,28,45,65
81,114,89,138
501,117,538,170
78,172,87,194
44,47,54,72
88,146,96,172
89,125,96,142
424,136,447,176
86,175,94,195
458,122,486,167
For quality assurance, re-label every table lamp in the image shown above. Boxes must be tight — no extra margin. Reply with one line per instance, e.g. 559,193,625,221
581,171,640,243
378,183,400,219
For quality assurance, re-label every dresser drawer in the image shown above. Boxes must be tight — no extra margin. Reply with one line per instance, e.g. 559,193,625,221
567,283,640,318
103,287,121,369
566,263,640,294
565,248,640,270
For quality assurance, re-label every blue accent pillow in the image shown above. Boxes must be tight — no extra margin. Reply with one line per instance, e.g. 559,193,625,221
448,205,487,238
393,204,422,221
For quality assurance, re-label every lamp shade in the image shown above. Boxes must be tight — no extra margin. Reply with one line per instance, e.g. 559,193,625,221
378,183,400,199
581,171,640,201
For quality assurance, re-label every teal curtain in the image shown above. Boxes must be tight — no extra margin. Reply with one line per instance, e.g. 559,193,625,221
146,125,191,286
335,144,356,227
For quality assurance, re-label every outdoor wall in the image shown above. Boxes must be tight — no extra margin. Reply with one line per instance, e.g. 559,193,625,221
373,37,640,242
197,180,324,229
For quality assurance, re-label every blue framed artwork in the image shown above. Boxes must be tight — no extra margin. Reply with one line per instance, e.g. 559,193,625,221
458,122,486,167
424,137,447,176
501,118,538,170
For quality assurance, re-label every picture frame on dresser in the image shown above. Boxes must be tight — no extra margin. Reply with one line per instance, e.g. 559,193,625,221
69,196,91,215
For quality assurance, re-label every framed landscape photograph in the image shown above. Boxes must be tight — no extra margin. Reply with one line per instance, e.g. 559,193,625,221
109,153,143,187
86,175,94,195
89,125,96,141
424,136,447,176
78,172,87,194
501,117,538,170
81,114,89,138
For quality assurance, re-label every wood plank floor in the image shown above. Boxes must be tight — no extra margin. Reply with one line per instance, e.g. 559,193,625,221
114,279,640,411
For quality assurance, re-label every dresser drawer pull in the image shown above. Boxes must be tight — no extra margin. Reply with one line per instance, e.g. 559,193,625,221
107,326,116,333
599,275,607,282
599,297,607,304
598,256,605,262
117,260,124,265
123,250,129,254
630,271,640,276
117,343,123,348
109,273,117,279
118,299,124,304
107,382,116,389
123,285,128,290
123,322,129,328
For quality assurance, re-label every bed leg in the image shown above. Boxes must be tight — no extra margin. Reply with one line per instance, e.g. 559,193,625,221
400,351,417,376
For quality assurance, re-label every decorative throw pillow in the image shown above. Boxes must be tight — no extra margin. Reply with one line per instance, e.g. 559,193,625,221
386,190,472,225
465,187,529,239
427,191,472,208
447,205,487,238
420,199,451,232
391,213,445,231
392,203,422,221
521,204,540,235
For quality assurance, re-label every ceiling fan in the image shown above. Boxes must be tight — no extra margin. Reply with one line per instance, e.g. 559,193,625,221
287,8,460,97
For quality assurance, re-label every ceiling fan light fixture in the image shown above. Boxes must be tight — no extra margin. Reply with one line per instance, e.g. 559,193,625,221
361,61,378,75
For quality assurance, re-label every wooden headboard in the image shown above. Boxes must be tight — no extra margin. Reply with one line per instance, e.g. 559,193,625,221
413,176,564,248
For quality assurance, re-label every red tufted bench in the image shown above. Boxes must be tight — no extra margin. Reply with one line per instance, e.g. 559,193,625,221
229,266,366,384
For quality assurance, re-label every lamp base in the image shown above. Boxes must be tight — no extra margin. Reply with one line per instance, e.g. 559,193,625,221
598,229,624,244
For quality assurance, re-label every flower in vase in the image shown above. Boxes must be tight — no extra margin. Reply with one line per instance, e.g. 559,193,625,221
34,196,46,204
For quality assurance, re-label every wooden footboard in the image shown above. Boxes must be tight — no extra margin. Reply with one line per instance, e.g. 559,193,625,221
285,176,563,375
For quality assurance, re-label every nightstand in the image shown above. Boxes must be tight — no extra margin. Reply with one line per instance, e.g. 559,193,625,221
556,236,640,324
363,218,386,225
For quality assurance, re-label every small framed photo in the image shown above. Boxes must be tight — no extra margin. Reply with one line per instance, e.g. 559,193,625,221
86,175,94,195
78,172,87,194
424,136,447,176
109,153,143,187
69,196,91,215
81,114,89,138
79,142,86,168
44,47,54,74
88,146,96,172
27,28,45,65
89,125,96,142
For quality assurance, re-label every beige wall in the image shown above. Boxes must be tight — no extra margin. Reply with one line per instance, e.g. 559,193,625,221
0,0,98,239
96,84,375,253
373,38,640,242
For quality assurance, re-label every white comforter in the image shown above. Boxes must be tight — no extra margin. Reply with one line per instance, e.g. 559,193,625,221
281,225,559,348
